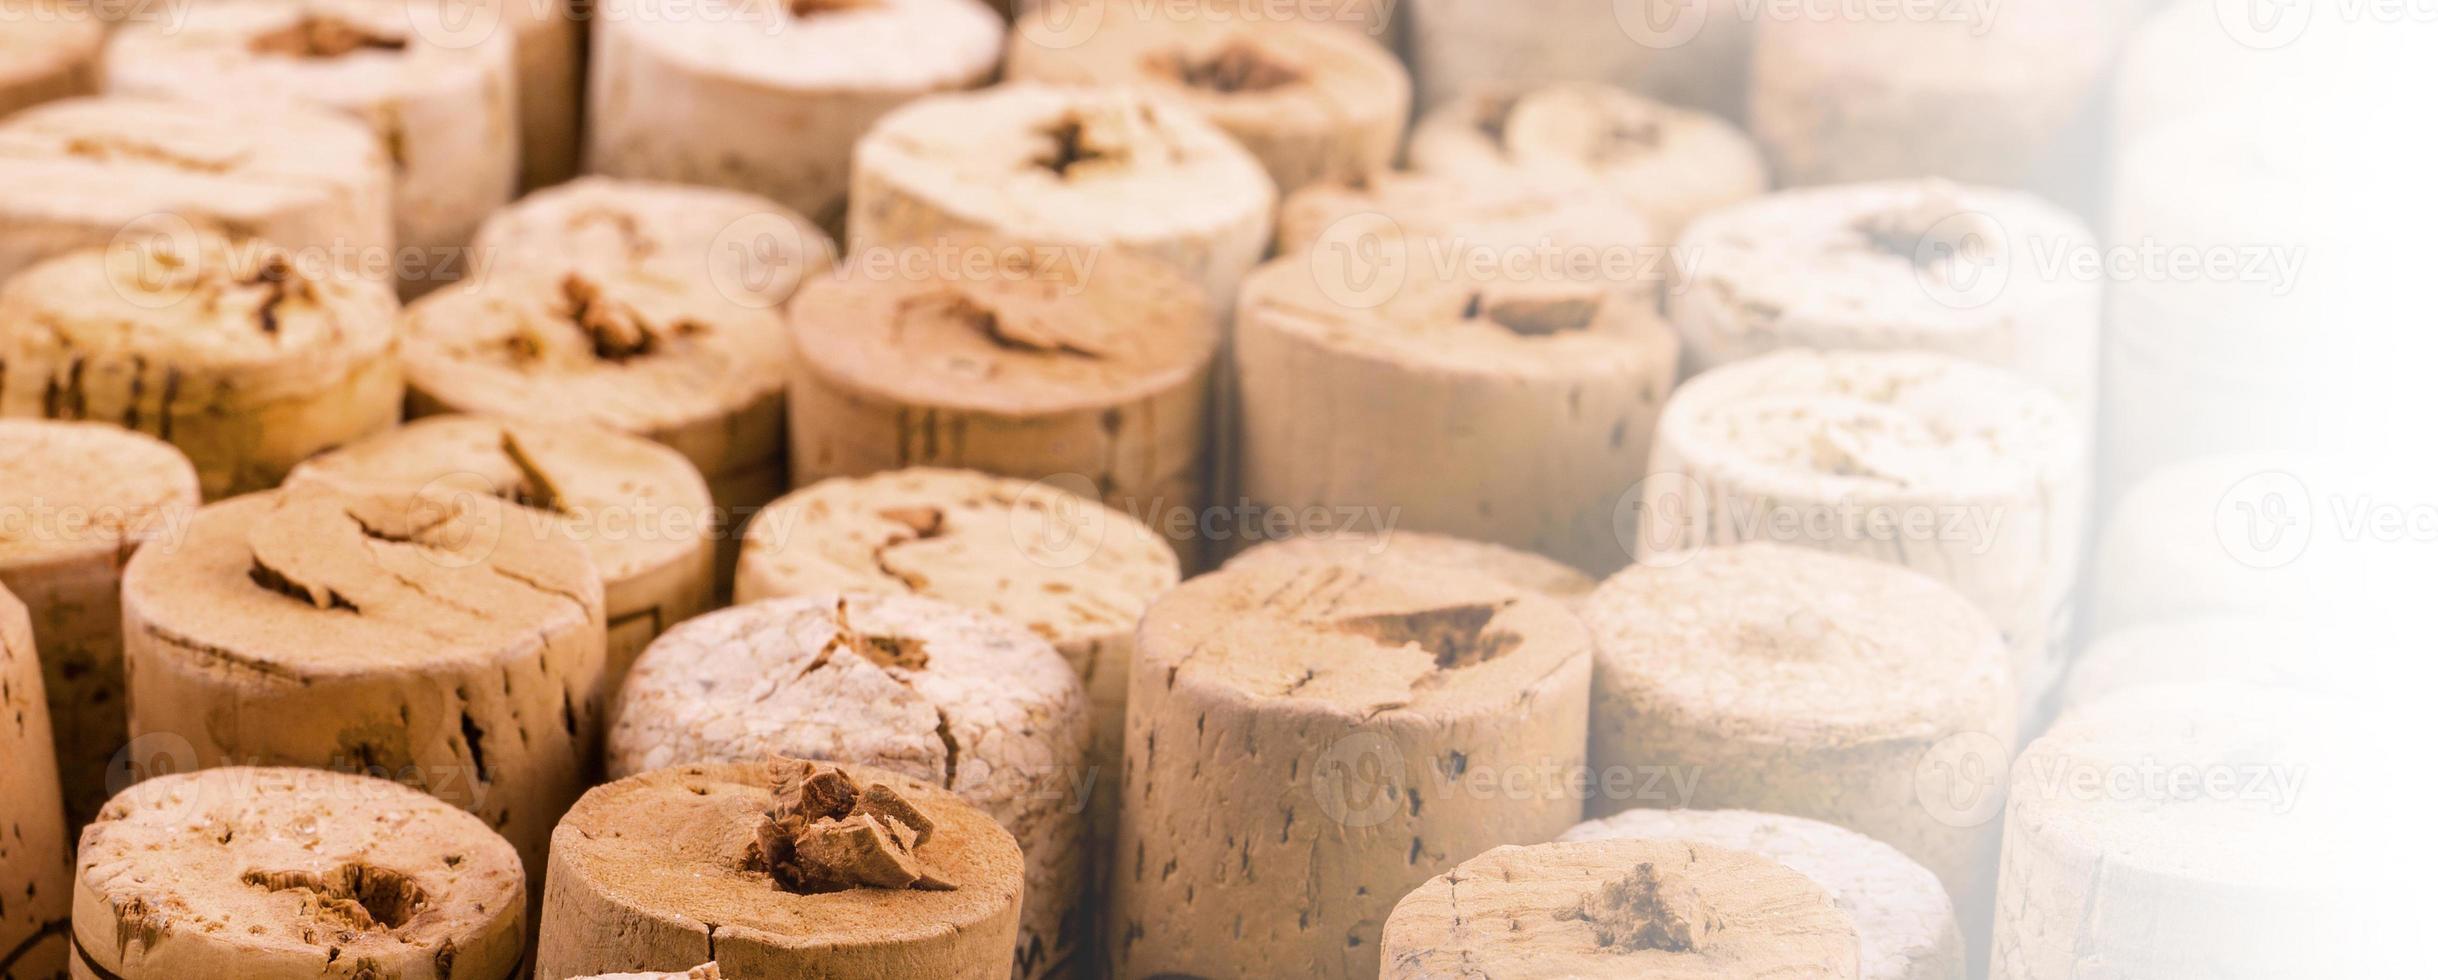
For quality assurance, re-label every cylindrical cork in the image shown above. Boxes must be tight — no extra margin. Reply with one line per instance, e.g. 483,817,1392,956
1112,561,1592,979
1408,82,1768,243
1275,171,1655,268
589,0,1004,235
119,483,608,895
849,83,1276,311
70,767,524,980
1225,532,1595,602
0,582,70,980
609,595,1088,979
1380,839,1862,979
0,236,402,499
2088,454,2370,633
1406,0,1753,120
2063,617,2384,715
105,0,518,292
0,95,391,290
537,759,1024,980
1669,180,2102,417
2115,0,2300,146
471,177,836,312
0,421,198,827
1007,1,1410,197
398,268,792,521
286,415,717,686
1563,809,1965,980
1235,241,1678,574
501,0,581,189
0,1,102,119
1639,349,2088,709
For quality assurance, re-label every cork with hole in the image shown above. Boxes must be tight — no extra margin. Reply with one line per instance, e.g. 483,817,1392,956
118,483,608,899
0,237,402,500
472,177,836,313
0,581,70,980
286,414,717,686
1111,561,1592,979
69,766,524,980
0,421,198,827
610,594,1087,979
537,759,1023,980
1379,839,1862,979
0,1,102,121
1405,0,1752,120
1224,532,1594,602
589,0,1004,235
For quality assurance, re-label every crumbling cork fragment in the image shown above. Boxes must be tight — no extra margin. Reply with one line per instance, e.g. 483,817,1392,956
473,177,836,311
752,760,957,894
0,582,70,980
0,1,103,121
1226,531,1595,602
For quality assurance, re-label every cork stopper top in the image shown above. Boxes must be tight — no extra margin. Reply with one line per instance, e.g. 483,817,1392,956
0,95,386,225
1137,560,1589,719
121,482,601,677
74,767,523,980
0,420,199,569
738,469,1178,649
1440,83,1741,174
1382,840,1861,979
789,238,1216,416
473,177,834,311
601,0,1003,90
1276,171,1654,257
286,415,713,586
1225,531,1593,600
1010,1,1407,129
108,0,505,111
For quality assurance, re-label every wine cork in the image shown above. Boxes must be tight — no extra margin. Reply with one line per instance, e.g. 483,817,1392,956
471,177,836,311
1408,82,1768,242
0,582,70,980
1225,531,1595,601
398,269,792,519
69,767,524,980
286,414,717,686
609,595,1088,979
1579,543,2015,897
1670,180,2102,416
1112,561,1592,979
1007,1,1411,197
105,0,518,292
498,0,581,189
0,95,391,289
1639,349,2088,708
537,759,1024,980
849,83,1276,311
1406,0,1753,120
1380,840,1862,979
1563,809,1966,980
0,236,403,499
1275,171,1656,268
0,420,198,827
2063,616,2381,715
119,483,608,892
589,0,1004,234
1235,241,1678,574
0,1,102,119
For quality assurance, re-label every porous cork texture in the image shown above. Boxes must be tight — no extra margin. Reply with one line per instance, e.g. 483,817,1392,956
1406,0,1753,120
1563,809,1966,980
0,236,403,499
1111,561,1592,979
1409,82,1768,242
537,760,1023,980
1235,241,1678,574
0,94,391,291
609,595,1087,979
0,1,102,120
104,0,518,291
1007,1,1410,197
286,414,717,685
0,582,70,980
118,483,608,896
1670,180,2103,416
70,767,524,980
588,0,1004,234
1640,349,2087,707
0,420,198,827
398,269,793,517
1380,839,1862,979
1225,532,1595,602
2063,617,2374,715
471,177,836,312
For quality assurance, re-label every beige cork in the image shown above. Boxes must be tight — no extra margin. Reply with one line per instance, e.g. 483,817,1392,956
1381,839,1862,979
0,582,70,980
0,421,197,827
1111,561,1592,979
1008,1,1410,197
588,0,1004,235
499,0,582,189
1274,171,1656,272
118,483,608,898
0,1,102,120
1409,82,1768,242
1405,0,1753,120
472,177,836,312
609,594,1088,979
0,94,391,291
1225,531,1595,602
0,236,402,499
1563,809,1965,980
537,759,1023,980
286,414,717,687
70,767,524,980
105,0,518,293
